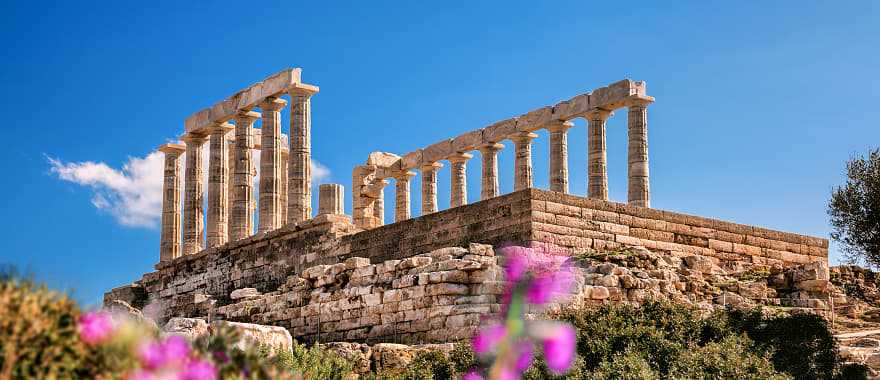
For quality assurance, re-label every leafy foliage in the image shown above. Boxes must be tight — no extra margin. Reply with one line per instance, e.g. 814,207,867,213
829,148,880,266
270,340,354,380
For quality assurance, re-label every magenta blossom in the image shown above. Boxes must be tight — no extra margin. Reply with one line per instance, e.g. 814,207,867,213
542,324,576,374
181,359,217,380
78,311,114,345
514,342,534,372
138,335,192,370
473,323,507,355
462,371,483,380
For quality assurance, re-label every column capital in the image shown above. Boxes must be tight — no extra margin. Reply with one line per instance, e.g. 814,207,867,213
545,120,574,133
447,152,473,164
623,95,655,108
509,131,538,143
393,170,418,181
583,108,614,121
288,82,320,96
158,143,185,155
260,97,288,111
181,133,207,143
208,122,234,134
478,142,505,153
420,162,443,172
235,110,262,123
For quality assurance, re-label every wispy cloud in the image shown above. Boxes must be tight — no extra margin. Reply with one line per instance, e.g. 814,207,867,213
48,149,332,229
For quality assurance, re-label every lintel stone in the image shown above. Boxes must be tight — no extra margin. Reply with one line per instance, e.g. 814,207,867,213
482,118,517,144
450,129,484,153
421,139,453,164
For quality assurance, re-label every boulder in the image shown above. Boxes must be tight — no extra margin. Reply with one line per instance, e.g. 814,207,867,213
210,321,293,353
325,342,372,374
163,317,209,340
230,288,261,300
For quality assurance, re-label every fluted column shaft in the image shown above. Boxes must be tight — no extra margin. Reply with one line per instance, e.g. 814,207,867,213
280,148,289,224
372,179,387,225
318,184,344,215
206,123,234,248
627,97,653,207
258,97,287,233
230,111,259,241
448,152,472,208
182,134,207,255
547,121,573,193
511,132,538,191
420,162,442,214
587,109,613,200
288,88,317,224
394,171,416,222
478,143,504,200
159,143,185,262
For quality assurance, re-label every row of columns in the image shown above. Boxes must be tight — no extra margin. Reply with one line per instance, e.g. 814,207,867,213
158,88,317,262
371,96,652,228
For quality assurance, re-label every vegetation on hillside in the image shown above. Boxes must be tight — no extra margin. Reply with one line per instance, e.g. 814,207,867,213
829,147,880,267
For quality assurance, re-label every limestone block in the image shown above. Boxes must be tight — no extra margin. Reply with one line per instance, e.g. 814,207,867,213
590,286,610,300
421,139,453,164
302,265,330,280
451,130,484,153
468,243,494,256
400,150,422,170
325,342,372,374
261,68,302,98
426,283,470,296
515,106,553,132
344,257,371,270
482,118,517,144
210,321,292,353
367,151,402,168
557,93,591,120
163,317,209,340
231,288,261,300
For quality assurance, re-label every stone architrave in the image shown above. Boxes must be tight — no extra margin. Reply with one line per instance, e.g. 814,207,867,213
626,96,654,207
547,121,573,194
447,152,473,208
288,84,319,224
510,132,538,191
230,111,260,241
394,171,416,222
182,134,207,255
420,162,443,214
158,143,185,262
585,108,613,201
478,143,504,200
258,97,287,233
206,122,234,248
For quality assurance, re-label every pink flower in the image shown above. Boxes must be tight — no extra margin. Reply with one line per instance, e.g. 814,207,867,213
138,335,191,370
161,335,191,363
514,341,534,371
181,359,217,380
78,311,114,345
542,324,576,374
462,371,484,380
502,246,529,283
138,341,166,369
473,323,507,355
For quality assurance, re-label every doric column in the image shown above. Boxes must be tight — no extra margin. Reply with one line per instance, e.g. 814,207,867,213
318,184,344,215
280,146,289,225
225,133,235,233
206,122,234,248
448,152,473,208
478,143,504,200
586,108,613,200
258,97,287,233
394,171,416,222
420,162,443,214
511,132,538,191
547,121,573,194
230,111,260,241
372,179,387,225
288,85,319,224
158,143,185,262
626,96,654,207
182,134,207,255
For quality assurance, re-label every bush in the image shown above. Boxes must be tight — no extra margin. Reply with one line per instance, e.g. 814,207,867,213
669,335,788,380
269,340,354,380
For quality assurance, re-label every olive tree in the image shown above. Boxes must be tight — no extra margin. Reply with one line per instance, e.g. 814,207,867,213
828,148,880,267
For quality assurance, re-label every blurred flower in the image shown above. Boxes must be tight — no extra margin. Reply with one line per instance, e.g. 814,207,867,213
462,371,484,380
542,324,575,374
78,311,114,345
181,359,217,380
473,323,506,355
514,342,533,372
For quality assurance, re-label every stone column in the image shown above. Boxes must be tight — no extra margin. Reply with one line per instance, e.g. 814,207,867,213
206,122,234,248
288,86,318,224
394,171,416,222
478,143,504,200
158,143,185,262
511,132,538,191
626,96,654,207
420,162,442,214
225,133,235,233
258,97,287,233
230,111,260,241
372,179,387,225
182,134,207,255
547,121,573,194
280,146,289,224
586,109,613,201
448,152,472,208
318,184,344,215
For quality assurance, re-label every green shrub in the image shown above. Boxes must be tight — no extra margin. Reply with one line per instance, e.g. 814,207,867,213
269,340,354,380
588,350,658,380
669,335,789,380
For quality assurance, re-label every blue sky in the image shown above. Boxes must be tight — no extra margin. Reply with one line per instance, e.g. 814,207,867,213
1,1,878,306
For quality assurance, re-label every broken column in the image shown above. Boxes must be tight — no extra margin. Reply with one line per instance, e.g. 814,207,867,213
478,143,504,200
420,162,442,214
158,143,185,262
206,122,234,248
288,84,319,225
547,120,573,194
182,134,207,255
586,108,613,201
230,111,259,241
394,171,416,222
448,152,472,208
372,179,387,225
258,97,287,233
318,184,344,215
511,132,538,191
626,96,654,208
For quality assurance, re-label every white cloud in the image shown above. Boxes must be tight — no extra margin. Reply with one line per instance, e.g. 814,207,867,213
48,148,332,229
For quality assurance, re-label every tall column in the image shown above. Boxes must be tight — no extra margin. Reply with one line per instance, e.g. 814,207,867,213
511,132,538,191
258,97,287,233
206,122,234,248
394,171,416,222
288,86,318,224
478,143,504,200
586,109,613,201
280,147,289,225
448,152,472,208
182,134,207,255
158,143,185,262
547,121,573,193
230,111,260,241
420,162,442,214
626,96,654,207
318,184,344,215
372,179,387,225
225,133,235,234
